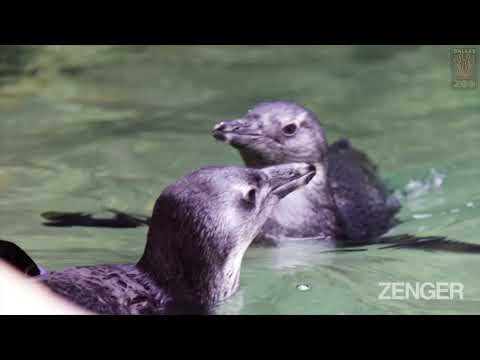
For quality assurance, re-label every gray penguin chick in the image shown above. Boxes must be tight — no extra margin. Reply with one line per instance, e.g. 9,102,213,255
212,101,400,245
4,163,316,314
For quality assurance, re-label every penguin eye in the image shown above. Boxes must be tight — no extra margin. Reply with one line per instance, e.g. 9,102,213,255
243,188,257,205
248,113,260,121
282,124,297,136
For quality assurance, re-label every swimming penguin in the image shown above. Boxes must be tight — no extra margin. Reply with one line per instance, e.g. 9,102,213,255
2,163,316,315
212,101,401,245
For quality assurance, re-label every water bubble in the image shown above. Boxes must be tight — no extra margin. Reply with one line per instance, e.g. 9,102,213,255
450,208,460,214
296,284,311,292
466,201,475,208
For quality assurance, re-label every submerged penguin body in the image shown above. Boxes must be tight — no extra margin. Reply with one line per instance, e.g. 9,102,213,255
39,265,169,315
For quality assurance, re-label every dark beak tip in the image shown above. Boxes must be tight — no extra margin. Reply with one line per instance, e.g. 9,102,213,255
212,131,227,142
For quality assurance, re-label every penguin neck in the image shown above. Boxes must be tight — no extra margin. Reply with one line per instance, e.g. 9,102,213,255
239,144,328,172
137,231,245,310
239,150,272,169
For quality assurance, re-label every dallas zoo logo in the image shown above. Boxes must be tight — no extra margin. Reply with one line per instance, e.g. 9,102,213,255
451,48,477,89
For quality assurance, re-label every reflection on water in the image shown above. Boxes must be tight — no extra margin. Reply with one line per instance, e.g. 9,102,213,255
1,45,479,314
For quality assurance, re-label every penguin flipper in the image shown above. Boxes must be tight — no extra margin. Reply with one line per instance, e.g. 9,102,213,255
337,234,480,254
375,234,480,254
327,139,401,242
249,232,480,255
0,240,41,276
328,138,379,176
41,210,150,228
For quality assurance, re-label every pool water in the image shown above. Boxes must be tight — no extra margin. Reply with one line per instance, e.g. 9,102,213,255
1,45,479,314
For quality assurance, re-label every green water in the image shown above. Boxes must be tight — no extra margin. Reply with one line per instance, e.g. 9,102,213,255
1,45,479,314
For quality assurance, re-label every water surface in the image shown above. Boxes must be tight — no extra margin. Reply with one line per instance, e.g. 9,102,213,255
1,45,479,314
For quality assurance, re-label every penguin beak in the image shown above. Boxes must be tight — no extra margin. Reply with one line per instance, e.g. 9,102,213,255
264,163,316,199
212,118,262,145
